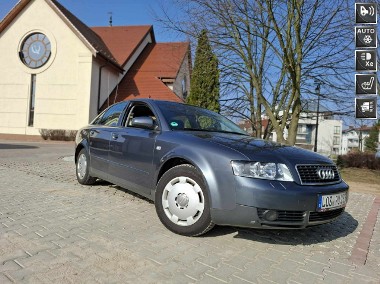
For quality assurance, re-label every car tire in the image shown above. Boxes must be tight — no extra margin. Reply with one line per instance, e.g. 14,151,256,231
155,164,214,236
76,148,97,185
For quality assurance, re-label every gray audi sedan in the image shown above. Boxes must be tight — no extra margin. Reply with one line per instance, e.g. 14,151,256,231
75,99,349,236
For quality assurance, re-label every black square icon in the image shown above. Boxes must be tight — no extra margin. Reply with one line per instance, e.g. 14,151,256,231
355,50,377,71
355,26,377,48
355,97,378,119
355,74,377,95
356,3,377,24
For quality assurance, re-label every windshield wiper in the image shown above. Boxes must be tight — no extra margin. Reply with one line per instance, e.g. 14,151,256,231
215,130,247,135
182,128,247,135
181,128,206,131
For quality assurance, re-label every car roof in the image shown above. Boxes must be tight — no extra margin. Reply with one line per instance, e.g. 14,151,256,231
129,98,184,105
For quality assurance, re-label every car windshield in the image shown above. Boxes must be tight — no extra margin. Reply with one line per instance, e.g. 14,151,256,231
157,102,247,135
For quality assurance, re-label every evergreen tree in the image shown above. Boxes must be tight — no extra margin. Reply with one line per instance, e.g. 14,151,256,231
364,120,380,152
187,30,220,112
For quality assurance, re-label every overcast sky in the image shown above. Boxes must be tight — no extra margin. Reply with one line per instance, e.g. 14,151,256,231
0,0,184,42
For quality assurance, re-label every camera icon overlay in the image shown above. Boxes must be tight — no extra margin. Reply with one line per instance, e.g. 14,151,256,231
355,97,378,119
355,3,377,24
355,50,377,71
355,26,377,48
355,74,377,95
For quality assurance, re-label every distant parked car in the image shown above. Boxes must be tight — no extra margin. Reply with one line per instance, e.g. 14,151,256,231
375,149,380,159
75,99,349,236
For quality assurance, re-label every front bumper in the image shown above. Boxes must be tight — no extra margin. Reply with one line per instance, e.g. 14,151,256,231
210,177,349,229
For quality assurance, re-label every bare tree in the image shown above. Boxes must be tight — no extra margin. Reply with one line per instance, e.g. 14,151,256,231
156,0,353,145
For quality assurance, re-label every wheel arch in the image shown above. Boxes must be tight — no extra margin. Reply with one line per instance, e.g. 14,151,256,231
153,154,214,204
75,142,88,164
156,157,195,185
154,145,241,210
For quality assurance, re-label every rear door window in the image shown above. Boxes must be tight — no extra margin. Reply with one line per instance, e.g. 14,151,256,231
95,103,127,126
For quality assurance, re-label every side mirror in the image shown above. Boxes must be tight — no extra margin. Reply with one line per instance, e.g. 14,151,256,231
131,116,155,130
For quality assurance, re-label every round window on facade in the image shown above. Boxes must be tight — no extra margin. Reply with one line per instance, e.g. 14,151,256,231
19,33,51,69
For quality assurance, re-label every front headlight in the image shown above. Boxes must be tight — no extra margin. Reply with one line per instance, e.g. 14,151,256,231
231,161,294,181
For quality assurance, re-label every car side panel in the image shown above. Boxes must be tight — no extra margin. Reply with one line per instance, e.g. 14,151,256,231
153,133,246,210
88,127,111,179
108,127,157,195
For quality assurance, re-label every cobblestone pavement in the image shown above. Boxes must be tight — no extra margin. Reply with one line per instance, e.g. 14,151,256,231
0,141,379,283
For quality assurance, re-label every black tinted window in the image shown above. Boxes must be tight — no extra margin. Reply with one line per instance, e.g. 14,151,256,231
125,104,156,127
96,103,126,126
157,102,246,134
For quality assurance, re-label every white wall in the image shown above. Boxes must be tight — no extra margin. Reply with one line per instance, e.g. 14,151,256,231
0,0,94,135
89,61,120,120
341,129,374,154
317,119,342,156
265,112,343,156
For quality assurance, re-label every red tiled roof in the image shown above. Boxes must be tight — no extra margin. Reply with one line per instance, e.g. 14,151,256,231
138,42,189,78
92,26,154,67
104,42,189,108
48,0,122,70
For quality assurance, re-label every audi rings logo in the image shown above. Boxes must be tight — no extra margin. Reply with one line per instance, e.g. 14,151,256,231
317,168,335,180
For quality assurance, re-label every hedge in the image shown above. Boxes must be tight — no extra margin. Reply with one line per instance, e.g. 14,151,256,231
39,129,77,141
337,152,380,170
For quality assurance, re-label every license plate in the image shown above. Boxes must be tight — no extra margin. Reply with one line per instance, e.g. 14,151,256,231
317,192,347,212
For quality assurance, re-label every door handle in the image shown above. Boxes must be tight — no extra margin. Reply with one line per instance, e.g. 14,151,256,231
111,133,119,140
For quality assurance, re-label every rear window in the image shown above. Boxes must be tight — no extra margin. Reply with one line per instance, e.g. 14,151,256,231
92,103,126,126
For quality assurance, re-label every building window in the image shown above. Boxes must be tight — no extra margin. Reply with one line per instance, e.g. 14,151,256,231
297,124,306,134
182,78,187,99
333,136,340,145
28,74,36,126
334,126,340,135
161,78,174,90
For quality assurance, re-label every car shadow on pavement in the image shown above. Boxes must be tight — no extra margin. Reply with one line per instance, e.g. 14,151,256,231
107,184,154,203
91,182,357,244
0,143,39,150
205,212,358,245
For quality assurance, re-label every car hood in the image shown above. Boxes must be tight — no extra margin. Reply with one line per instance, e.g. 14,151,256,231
185,131,332,165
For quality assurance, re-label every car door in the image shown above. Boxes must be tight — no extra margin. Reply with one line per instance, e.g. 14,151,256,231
88,102,128,179
88,126,111,179
108,103,158,196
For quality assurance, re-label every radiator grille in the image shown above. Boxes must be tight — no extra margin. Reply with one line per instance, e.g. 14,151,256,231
309,208,345,222
296,164,341,185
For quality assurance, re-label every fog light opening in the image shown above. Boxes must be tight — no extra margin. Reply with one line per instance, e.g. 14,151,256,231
263,210,278,221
